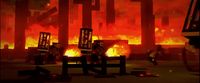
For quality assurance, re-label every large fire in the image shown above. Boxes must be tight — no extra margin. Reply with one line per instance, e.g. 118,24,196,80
0,0,189,49
64,46,81,57
105,43,130,58
63,43,131,58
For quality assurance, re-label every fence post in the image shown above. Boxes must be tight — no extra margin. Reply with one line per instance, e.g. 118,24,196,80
62,56,68,77
120,55,126,75
101,56,107,75
81,55,88,75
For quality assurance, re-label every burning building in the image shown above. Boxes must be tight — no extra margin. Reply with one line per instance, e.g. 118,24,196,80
0,0,189,59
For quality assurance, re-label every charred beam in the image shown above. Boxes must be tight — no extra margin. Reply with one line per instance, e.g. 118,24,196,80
15,0,29,57
74,0,100,28
131,0,155,50
140,0,155,50
37,7,57,21
58,0,69,48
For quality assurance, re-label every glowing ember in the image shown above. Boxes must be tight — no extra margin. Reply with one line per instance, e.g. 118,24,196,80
64,47,81,57
105,43,130,57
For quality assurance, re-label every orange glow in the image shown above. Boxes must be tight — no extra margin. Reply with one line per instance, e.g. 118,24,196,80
64,46,81,57
68,35,141,45
156,38,186,45
105,43,130,58
0,41,14,49
155,26,186,45
25,37,38,49
25,24,58,49
25,36,58,49
0,0,189,49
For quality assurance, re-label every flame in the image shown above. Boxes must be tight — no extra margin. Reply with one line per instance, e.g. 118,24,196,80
116,35,140,44
25,37,38,49
155,26,186,45
64,46,81,57
156,38,186,45
68,35,102,44
1,34,186,49
0,0,189,49
69,36,79,44
24,24,58,49
25,36,58,49
105,43,130,57
0,41,14,49
68,35,141,45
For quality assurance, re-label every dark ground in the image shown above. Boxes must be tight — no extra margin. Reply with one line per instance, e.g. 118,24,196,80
0,59,199,83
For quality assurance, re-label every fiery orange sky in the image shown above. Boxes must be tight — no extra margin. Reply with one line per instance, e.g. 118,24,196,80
0,0,189,49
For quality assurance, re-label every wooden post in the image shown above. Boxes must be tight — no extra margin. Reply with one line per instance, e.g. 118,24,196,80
81,55,88,75
120,55,126,75
130,0,155,51
58,0,69,48
62,56,68,76
140,0,155,50
74,0,100,28
15,0,28,57
101,56,107,75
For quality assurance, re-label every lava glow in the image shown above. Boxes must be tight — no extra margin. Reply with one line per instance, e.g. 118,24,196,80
64,46,81,57
105,43,130,58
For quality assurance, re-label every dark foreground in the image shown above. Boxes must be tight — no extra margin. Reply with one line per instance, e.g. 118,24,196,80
0,60,199,83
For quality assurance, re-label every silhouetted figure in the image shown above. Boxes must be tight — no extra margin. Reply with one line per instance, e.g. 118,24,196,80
3,44,10,60
47,43,61,63
147,45,164,65
91,41,105,64
47,45,56,64
26,47,38,63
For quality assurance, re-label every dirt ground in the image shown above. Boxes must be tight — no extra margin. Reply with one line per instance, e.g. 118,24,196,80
0,60,199,83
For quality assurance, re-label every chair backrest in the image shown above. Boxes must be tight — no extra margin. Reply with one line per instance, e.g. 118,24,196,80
78,28,93,55
38,32,51,52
